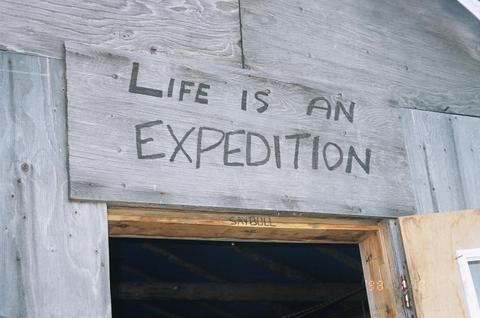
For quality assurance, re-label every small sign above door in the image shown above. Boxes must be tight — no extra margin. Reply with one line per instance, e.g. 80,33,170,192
65,42,415,217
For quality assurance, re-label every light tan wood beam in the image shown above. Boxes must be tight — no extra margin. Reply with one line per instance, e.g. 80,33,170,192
108,207,379,244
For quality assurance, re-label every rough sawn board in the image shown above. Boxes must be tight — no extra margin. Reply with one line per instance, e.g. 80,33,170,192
0,51,111,318
0,0,241,64
65,42,415,217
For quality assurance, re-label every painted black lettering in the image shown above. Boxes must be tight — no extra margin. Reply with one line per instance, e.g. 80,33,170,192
334,101,355,123
312,136,320,169
255,90,270,113
241,90,247,111
179,80,195,101
195,83,210,104
229,217,237,226
249,216,257,225
196,127,225,169
274,136,281,168
129,62,163,97
285,133,311,169
135,120,165,159
167,78,175,97
306,97,331,119
167,125,195,163
346,146,371,174
322,142,343,170
246,132,271,166
224,130,246,167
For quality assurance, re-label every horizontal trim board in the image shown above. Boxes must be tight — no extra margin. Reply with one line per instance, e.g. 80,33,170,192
108,207,379,244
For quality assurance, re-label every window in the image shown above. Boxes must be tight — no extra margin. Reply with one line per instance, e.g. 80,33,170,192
457,248,480,318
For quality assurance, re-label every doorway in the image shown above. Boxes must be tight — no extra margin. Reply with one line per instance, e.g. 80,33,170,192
107,207,403,317
110,238,369,317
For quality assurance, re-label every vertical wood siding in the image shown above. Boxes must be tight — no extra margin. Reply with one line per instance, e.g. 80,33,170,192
401,109,480,214
0,52,111,318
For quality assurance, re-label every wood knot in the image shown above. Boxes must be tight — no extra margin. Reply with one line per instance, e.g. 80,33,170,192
21,162,29,173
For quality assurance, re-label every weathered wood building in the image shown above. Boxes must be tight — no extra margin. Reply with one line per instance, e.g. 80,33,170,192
1,0,479,317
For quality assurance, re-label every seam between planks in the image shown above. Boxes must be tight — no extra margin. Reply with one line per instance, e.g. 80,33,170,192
448,117,467,209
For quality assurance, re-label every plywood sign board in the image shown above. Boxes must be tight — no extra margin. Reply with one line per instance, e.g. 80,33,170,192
65,42,415,217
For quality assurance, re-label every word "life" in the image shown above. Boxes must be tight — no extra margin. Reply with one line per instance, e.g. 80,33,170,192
129,62,210,104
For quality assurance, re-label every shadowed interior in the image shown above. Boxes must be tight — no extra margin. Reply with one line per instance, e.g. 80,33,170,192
110,238,370,318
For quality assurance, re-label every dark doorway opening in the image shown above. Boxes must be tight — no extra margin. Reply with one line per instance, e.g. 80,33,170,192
109,238,370,318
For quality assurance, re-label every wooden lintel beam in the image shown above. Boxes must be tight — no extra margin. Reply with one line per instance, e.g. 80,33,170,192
108,207,378,244
112,282,363,302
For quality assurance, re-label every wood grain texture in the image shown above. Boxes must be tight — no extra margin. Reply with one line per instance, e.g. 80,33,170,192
0,43,25,318
240,0,480,117
401,109,480,214
0,52,111,318
360,225,402,318
66,42,415,217
399,209,480,318
108,207,378,243
0,0,241,66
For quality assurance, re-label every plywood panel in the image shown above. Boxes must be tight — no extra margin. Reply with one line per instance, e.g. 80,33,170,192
401,109,480,213
0,52,111,317
0,0,240,65
66,42,415,217
399,209,480,318
240,0,480,117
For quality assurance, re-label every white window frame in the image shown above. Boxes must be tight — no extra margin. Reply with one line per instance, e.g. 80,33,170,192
458,0,480,20
456,248,480,318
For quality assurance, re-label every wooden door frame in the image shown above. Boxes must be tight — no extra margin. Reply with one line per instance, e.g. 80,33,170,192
108,206,408,318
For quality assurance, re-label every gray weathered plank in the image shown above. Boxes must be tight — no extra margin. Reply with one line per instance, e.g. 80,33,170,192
240,0,480,117
401,108,480,213
0,41,26,318
0,0,241,65
66,42,415,218
451,115,480,209
0,52,111,318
